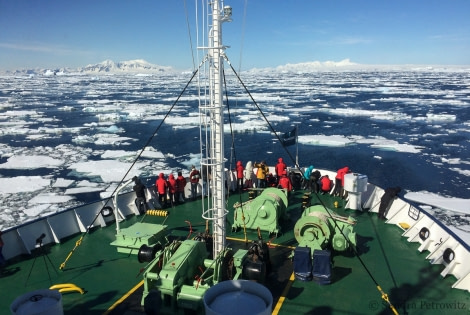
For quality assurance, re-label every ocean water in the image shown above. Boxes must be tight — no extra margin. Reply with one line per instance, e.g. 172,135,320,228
0,69,469,229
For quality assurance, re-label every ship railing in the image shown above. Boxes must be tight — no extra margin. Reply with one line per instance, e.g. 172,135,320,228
1,190,138,261
362,183,470,293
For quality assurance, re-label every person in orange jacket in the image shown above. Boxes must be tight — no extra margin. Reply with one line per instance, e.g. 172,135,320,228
189,165,200,201
253,160,269,189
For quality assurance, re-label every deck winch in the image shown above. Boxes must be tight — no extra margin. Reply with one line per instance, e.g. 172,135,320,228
110,222,168,255
294,204,357,255
140,232,271,313
232,187,288,235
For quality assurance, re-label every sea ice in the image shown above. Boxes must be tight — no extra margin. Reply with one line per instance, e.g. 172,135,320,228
1,155,65,169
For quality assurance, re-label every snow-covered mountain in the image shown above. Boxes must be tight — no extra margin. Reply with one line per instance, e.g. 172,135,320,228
1,59,176,76
2,59,468,76
78,59,175,74
247,59,470,73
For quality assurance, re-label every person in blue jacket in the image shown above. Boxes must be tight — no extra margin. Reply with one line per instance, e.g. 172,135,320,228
303,165,314,190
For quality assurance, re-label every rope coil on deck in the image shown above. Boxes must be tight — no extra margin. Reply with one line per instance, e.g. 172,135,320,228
146,210,169,217
50,283,85,294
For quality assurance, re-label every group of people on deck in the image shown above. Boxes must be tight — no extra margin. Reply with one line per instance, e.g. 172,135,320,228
155,171,189,206
301,165,350,198
132,159,352,214
242,158,290,192
236,158,350,200
132,171,187,214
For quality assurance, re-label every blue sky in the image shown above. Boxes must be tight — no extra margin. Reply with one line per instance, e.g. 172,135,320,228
1,0,469,71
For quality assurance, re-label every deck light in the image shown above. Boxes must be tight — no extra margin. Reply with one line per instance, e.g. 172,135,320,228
223,6,232,18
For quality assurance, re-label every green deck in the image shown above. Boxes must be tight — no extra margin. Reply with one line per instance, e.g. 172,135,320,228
1,190,469,314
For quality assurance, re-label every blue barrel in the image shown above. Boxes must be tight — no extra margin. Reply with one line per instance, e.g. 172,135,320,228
203,280,272,315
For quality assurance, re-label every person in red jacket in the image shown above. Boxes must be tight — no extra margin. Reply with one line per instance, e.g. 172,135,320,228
176,171,187,203
278,171,293,198
275,157,287,184
235,161,244,192
156,173,168,207
320,175,333,194
333,166,350,198
167,174,177,207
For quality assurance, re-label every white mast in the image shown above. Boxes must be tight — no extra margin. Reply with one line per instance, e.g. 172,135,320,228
201,1,232,258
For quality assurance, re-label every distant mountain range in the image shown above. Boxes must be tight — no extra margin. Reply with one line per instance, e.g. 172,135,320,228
3,59,177,75
2,59,468,76
78,59,174,74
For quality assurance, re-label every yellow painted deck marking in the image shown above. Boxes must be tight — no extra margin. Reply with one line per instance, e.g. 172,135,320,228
103,280,144,314
272,272,295,315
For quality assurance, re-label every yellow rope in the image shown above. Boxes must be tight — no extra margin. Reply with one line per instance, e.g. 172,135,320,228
50,283,84,294
59,236,83,270
377,285,399,315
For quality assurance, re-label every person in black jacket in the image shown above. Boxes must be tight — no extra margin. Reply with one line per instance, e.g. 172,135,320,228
0,231,6,267
310,169,321,193
133,176,148,215
378,187,401,219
